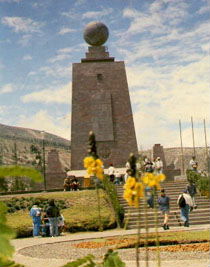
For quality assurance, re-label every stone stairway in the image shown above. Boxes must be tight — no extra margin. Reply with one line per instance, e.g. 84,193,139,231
116,180,210,229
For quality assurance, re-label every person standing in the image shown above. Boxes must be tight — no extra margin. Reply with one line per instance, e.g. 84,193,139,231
177,189,193,227
41,212,50,237
154,157,163,174
124,169,131,183
144,158,154,173
187,182,197,208
46,199,60,237
29,201,42,237
108,163,115,182
158,189,170,230
189,156,198,172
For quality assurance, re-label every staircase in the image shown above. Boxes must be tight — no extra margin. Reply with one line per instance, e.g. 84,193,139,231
116,181,210,229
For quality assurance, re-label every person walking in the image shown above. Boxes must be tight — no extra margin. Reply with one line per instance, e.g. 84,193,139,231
187,182,197,208
177,189,193,227
46,199,60,237
29,201,42,237
158,189,170,230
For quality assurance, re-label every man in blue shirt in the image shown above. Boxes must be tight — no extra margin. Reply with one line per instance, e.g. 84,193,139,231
158,189,170,230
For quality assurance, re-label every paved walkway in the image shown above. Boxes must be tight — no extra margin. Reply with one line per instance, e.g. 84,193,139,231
12,224,210,267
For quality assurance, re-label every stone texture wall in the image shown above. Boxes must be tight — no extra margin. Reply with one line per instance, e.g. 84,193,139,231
71,46,138,170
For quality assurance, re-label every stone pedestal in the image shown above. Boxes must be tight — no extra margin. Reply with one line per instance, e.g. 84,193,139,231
71,46,138,170
46,149,65,189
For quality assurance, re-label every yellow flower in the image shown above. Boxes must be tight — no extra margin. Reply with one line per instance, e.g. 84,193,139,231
141,173,165,188
123,177,144,207
83,156,104,180
124,177,136,190
84,156,95,168
135,182,144,198
95,159,103,167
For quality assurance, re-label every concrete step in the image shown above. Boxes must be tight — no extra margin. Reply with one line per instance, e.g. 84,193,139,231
118,196,210,204
116,186,188,191
125,213,210,222
115,181,210,229
119,201,210,207
123,205,210,214
126,220,210,229
120,204,209,209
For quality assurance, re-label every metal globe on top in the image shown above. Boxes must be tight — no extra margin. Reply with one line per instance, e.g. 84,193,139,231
83,21,109,46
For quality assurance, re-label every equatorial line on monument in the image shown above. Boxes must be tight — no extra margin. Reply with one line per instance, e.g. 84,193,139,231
71,21,138,170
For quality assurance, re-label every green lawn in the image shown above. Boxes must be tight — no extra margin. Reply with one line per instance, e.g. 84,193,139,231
3,190,116,237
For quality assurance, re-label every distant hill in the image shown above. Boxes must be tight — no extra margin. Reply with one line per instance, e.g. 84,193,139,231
141,146,210,172
0,123,70,170
0,123,70,148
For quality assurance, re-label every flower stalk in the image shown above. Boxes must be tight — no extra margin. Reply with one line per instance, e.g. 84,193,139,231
83,131,104,231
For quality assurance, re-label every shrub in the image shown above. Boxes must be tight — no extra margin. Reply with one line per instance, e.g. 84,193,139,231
186,169,200,184
186,170,210,198
102,175,124,228
4,197,69,213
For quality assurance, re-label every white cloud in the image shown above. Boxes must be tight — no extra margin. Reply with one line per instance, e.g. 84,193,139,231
82,8,113,19
21,82,71,104
28,71,37,76
48,54,71,63
1,16,43,33
17,34,32,46
23,55,32,61
114,2,210,149
58,47,77,54
0,105,7,114
58,27,76,35
0,83,15,94
48,46,79,63
122,1,189,37
197,4,210,14
126,55,210,149
17,110,70,140
74,0,86,6
39,64,72,78
61,10,80,20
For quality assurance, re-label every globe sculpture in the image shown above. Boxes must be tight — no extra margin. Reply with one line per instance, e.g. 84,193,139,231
83,21,109,46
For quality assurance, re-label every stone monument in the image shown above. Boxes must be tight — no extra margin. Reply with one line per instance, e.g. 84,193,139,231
153,144,181,180
71,21,138,170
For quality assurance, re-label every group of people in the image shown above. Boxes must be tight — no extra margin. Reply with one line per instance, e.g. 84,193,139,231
30,199,64,237
157,181,197,230
143,156,164,174
107,156,164,184
63,176,80,191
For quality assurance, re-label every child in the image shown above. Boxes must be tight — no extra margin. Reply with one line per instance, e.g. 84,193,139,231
58,214,65,235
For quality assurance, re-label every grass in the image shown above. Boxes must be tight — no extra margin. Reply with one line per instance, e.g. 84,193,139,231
2,190,116,237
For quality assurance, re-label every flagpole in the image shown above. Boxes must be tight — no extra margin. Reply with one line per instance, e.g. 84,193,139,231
179,119,185,175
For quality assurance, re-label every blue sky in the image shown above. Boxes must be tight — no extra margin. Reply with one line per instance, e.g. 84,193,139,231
0,0,210,149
